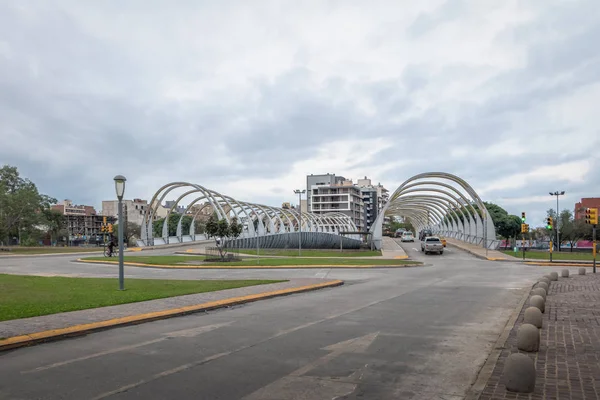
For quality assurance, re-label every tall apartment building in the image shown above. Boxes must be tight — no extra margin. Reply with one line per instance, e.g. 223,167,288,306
51,200,110,241
306,173,365,231
356,177,391,231
102,198,149,226
575,197,600,220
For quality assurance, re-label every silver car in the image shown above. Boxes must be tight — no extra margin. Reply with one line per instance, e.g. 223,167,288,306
421,236,444,255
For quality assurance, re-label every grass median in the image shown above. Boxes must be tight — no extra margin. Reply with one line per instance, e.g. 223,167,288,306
0,274,283,322
500,250,595,261
1,246,103,255
235,249,382,257
81,255,417,267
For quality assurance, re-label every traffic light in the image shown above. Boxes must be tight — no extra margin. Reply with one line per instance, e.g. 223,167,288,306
521,212,526,223
521,223,529,233
100,225,105,233
546,217,553,230
103,216,107,224
586,208,598,225
108,223,113,233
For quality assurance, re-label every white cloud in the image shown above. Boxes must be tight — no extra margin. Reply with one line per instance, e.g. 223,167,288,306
0,0,598,221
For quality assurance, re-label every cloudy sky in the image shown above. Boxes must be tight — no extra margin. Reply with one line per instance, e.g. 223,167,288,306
1,0,598,226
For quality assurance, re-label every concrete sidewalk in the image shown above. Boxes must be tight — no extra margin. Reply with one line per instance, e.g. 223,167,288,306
477,272,600,399
0,278,342,351
445,238,515,261
380,236,409,259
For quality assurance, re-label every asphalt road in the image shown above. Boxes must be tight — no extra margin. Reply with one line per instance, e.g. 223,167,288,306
0,240,546,399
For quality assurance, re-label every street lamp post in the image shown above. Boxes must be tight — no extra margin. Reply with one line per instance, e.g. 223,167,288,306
114,175,127,290
293,189,306,256
550,191,565,252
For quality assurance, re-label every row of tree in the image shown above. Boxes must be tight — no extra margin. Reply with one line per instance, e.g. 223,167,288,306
0,165,63,246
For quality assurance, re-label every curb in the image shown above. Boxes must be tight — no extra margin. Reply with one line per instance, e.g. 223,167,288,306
464,284,532,400
446,243,512,262
0,250,105,258
76,259,422,269
0,280,344,352
524,261,594,267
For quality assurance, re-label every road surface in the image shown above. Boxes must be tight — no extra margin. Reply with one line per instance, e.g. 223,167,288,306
0,240,544,399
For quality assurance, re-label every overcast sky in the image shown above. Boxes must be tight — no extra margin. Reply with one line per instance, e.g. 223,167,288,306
1,0,598,226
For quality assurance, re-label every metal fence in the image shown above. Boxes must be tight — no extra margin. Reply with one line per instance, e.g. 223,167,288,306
204,246,243,262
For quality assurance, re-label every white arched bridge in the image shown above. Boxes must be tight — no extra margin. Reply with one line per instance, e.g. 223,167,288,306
137,172,500,250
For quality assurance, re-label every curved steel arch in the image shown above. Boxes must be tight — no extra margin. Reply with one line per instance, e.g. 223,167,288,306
139,181,361,248
371,172,497,250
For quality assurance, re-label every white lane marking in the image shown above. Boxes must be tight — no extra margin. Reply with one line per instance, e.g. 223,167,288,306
315,269,329,279
242,332,380,400
88,285,443,400
24,322,234,373
412,248,419,252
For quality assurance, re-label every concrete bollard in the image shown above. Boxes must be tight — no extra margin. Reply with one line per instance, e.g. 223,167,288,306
539,277,551,286
535,281,549,293
523,307,543,329
517,323,540,351
530,295,545,313
561,269,569,278
503,353,536,393
579,268,586,275
549,272,558,281
531,287,546,301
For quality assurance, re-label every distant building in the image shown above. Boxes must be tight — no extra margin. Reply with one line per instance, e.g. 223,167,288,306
164,200,186,215
52,200,110,242
306,173,365,231
102,198,148,226
575,198,600,220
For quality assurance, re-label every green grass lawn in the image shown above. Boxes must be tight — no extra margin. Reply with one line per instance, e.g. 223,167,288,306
235,249,382,257
500,250,595,261
0,274,283,322
0,246,103,255
82,255,417,266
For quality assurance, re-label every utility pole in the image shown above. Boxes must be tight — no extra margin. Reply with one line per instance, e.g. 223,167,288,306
585,208,598,273
293,189,306,256
550,191,565,252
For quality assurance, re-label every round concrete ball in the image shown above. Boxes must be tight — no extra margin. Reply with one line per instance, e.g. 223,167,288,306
517,323,541,352
524,307,543,329
530,295,545,313
579,268,586,275
503,353,536,393
531,287,547,301
561,269,569,278
539,277,551,286
549,272,559,281
535,281,549,293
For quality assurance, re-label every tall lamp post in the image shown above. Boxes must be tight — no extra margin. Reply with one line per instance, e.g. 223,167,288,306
293,189,306,256
550,191,565,252
114,175,127,290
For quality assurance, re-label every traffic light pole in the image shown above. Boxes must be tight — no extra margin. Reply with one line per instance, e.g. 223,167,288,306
522,234,525,261
593,225,597,274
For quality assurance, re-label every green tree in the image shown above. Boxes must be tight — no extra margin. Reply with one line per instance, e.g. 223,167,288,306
0,165,56,245
152,213,194,237
41,209,66,245
112,222,142,246
229,217,243,239
204,214,244,260
496,215,522,242
557,210,591,252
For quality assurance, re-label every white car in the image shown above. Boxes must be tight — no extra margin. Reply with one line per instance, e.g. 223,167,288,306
401,232,414,242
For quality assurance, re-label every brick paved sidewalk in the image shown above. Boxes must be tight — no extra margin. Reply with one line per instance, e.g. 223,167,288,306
479,273,600,399
0,278,335,339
